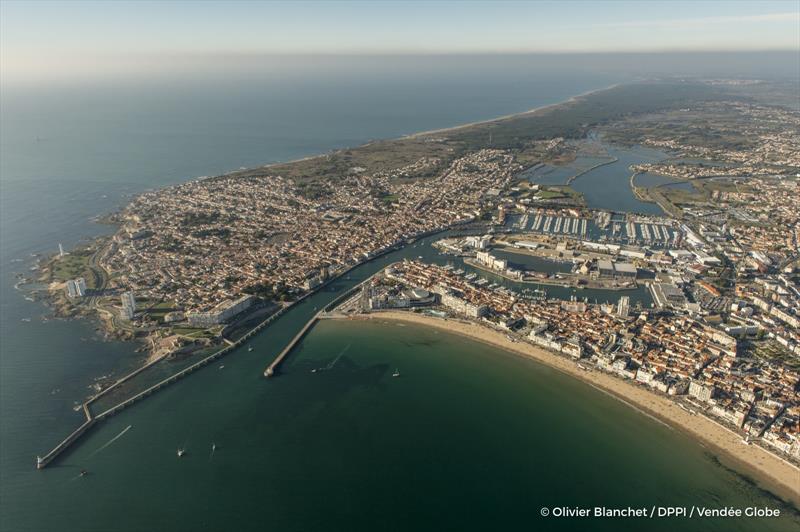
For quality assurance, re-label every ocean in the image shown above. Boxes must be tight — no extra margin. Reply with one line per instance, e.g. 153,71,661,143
1,55,798,531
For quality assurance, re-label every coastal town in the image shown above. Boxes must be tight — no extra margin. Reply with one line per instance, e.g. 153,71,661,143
35,79,800,476
8,3,800,530
354,254,799,462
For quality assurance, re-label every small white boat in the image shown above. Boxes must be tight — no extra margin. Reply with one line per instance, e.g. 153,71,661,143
219,364,225,369
177,448,185,457
392,369,400,378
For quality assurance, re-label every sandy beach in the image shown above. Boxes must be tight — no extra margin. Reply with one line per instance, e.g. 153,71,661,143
234,82,621,178
404,83,621,139
343,310,800,505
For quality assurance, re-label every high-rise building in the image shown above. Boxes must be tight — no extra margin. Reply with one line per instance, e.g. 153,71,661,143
66,280,79,298
66,278,87,298
75,277,87,297
121,291,136,320
617,296,630,318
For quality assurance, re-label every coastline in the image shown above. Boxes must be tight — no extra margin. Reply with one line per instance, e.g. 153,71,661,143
346,310,800,506
405,82,623,139
38,84,633,341
223,82,624,178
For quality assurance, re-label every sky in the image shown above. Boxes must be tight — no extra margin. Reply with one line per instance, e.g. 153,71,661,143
1,0,799,83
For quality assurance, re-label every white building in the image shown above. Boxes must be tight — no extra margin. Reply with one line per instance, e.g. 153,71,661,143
75,277,87,297
186,295,255,327
465,235,492,250
616,295,630,318
688,380,715,402
438,291,487,318
476,251,507,272
66,277,87,298
66,280,79,298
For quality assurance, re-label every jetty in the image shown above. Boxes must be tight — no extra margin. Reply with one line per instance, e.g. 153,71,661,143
36,404,95,469
263,275,374,377
264,315,319,377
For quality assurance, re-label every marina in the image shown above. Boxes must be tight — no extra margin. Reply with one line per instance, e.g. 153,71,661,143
505,210,676,247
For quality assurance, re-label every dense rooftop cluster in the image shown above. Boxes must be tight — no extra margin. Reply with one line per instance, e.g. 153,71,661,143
620,101,800,176
676,177,799,357
103,149,520,312
386,260,800,460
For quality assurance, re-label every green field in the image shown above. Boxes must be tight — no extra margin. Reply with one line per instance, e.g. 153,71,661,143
50,250,95,286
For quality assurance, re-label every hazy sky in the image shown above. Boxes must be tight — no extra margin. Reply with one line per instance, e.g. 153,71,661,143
2,0,798,82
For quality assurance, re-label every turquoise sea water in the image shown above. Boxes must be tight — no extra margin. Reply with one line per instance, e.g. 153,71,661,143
1,58,798,531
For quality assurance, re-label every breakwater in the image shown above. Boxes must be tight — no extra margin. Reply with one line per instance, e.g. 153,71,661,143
264,276,376,377
34,299,296,469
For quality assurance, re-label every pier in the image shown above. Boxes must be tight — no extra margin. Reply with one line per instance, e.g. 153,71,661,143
37,417,96,469
263,276,375,378
263,315,319,377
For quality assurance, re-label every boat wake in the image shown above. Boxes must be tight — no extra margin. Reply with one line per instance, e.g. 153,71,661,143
312,343,351,373
329,343,351,369
91,425,132,456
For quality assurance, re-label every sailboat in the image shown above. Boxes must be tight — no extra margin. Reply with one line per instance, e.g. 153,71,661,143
177,448,186,457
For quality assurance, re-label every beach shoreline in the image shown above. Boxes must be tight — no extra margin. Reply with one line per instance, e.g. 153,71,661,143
342,310,800,506
404,82,623,139
225,82,624,177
